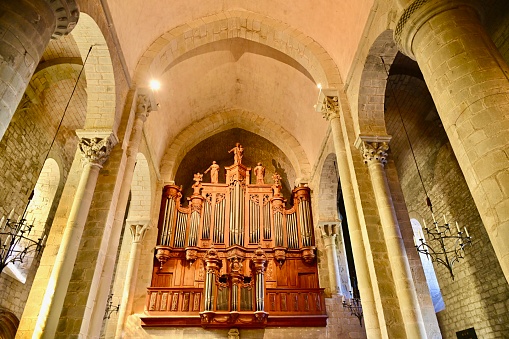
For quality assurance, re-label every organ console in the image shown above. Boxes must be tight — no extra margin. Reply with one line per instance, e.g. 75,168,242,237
141,145,326,328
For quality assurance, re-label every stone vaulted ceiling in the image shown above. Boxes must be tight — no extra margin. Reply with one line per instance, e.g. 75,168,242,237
105,0,375,179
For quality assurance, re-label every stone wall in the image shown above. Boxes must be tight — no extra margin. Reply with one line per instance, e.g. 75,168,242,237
385,73,509,338
0,71,86,319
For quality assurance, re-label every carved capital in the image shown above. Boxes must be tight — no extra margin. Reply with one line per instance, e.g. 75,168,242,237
128,221,150,243
319,222,341,238
135,87,159,117
355,135,392,166
315,88,340,121
77,132,117,167
361,141,389,165
135,94,152,120
46,0,80,39
394,0,482,59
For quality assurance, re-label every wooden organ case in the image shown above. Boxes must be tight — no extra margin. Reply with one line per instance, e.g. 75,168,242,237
141,148,326,328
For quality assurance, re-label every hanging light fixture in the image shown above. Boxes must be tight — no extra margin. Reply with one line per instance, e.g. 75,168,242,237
103,293,120,320
0,198,45,273
342,291,363,327
0,45,95,274
381,57,472,281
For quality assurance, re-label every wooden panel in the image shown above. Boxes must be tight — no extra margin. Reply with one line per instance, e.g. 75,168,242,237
298,273,317,288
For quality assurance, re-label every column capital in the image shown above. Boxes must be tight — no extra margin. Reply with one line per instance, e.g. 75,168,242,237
355,135,391,166
45,0,80,39
394,0,482,59
135,87,159,121
314,88,340,121
76,130,118,167
127,220,150,243
318,221,341,238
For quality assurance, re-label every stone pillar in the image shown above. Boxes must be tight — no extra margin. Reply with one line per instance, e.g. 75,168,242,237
0,0,79,141
356,137,426,338
87,89,156,337
394,0,509,283
114,221,150,338
315,89,382,338
319,222,342,295
33,131,116,338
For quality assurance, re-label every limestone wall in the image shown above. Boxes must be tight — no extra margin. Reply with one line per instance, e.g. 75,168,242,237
0,72,86,319
385,73,509,338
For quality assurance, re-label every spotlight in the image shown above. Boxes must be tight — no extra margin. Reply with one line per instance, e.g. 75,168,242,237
150,80,161,91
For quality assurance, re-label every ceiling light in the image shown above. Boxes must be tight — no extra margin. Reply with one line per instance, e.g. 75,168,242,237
150,80,161,91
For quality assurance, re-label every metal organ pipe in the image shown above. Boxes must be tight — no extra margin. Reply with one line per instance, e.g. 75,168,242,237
188,210,200,247
287,212,298,249
202,201,211,239
299,199,312,247
162,198,176,246
263,202,271,240
274,212,283,247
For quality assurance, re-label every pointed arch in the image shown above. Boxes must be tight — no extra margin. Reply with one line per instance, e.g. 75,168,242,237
160,109,311,183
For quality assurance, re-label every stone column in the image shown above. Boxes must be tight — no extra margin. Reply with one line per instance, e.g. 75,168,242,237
356,137,426,338
33,131,116,338
316,89,382,338
319,222,342,295
0,0,79,141
394,0,509,283
87,89,156,337
114,221,150,338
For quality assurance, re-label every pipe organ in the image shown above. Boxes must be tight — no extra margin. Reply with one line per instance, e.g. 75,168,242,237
141,146,326,328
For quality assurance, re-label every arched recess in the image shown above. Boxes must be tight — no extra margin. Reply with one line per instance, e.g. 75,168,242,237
70,13,117,132
133,10,342,90
127,153,152,221
160,109,311,184
357,29,399,136
4,159,60,283
316,153,353,297
0,309,19,339
317,153,339,221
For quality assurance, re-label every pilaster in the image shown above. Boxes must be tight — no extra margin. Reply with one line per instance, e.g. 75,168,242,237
315,88,383,338
114,220,150,338
356,135,426,338
319,222,342,296
88,88,157,337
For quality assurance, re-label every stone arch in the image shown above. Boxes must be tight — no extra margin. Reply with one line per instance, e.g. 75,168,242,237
28,63,85,102
70,13,117,132
133,10,342,89
317,153,339,220
160,109,311,183
0,309,19,339
4,158,60,284
127,153,152,221
357,29,399,136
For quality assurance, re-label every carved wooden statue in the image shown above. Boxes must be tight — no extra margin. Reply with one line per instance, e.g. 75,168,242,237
204,161,220,184
254,163,265,184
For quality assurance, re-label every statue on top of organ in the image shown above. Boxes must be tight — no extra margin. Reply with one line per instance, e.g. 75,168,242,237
142,144,326,328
